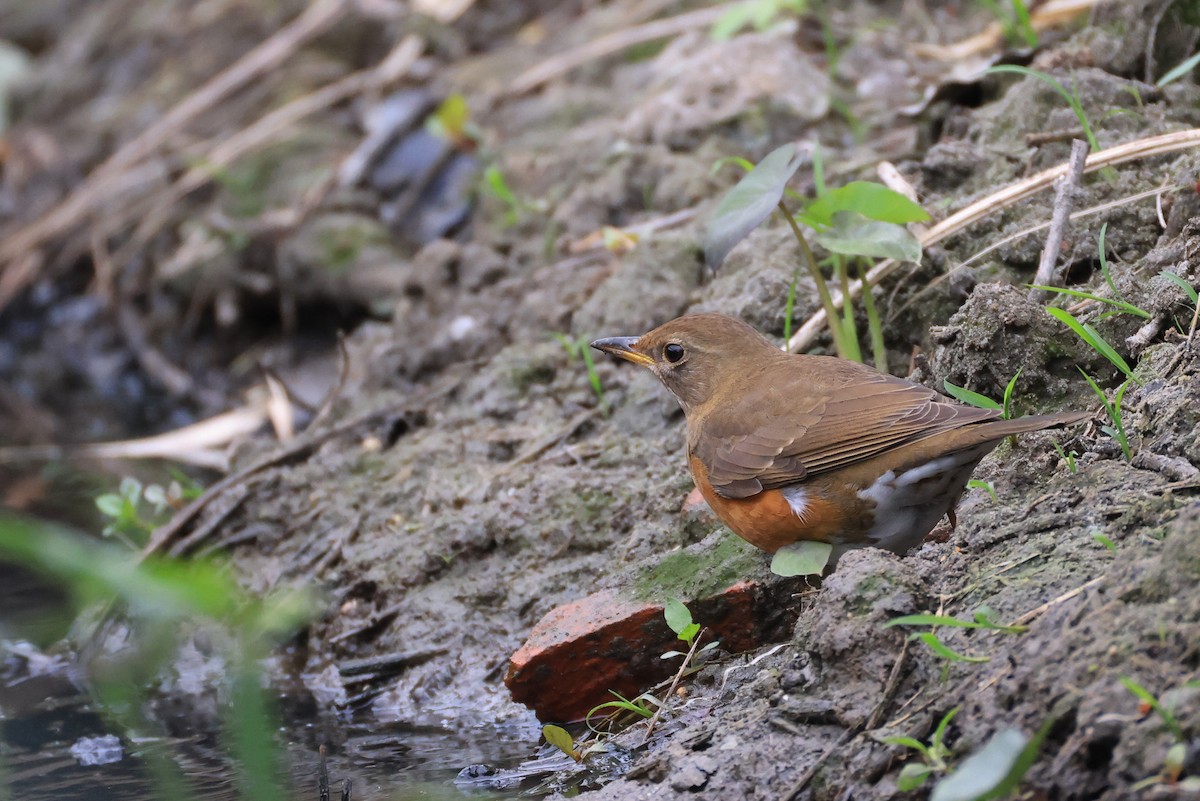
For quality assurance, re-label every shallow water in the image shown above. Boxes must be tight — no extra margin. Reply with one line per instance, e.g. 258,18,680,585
0,563,537,801
0,672,539,800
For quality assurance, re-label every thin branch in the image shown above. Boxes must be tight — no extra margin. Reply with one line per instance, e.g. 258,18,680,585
1030,138,1089,301
509,5,729,95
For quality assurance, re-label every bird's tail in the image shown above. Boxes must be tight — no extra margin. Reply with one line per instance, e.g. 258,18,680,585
967,410,1092,441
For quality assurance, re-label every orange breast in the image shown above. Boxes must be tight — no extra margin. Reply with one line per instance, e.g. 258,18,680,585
688,456,846,553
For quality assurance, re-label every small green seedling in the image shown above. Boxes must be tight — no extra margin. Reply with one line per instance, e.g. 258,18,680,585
1079,371,1132,461
967,479,997,502
1120,677,1200,790
887,609,1028,634
1046,307,1138,383
1052,442,1078,474
886,609,1027,663
662,598,720,663
930,718,1053,801
986,65,1099,153
1031,225,1151,321
96,476,197,550
943,369,1021,420
586,690,658,732
553,333,608,414
1091,531,1117,551
942,381,1001,412
783,270,800,349
1120,676,1185,740
881,706,960,791
705,143,929,363
481,166,547,228
663,597,700,651
1159,269,1199,336
425,92,478,148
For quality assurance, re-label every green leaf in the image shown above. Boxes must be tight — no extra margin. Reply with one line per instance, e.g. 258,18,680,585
770,540,832,576
887,611,1024,633
967,479,997,501
95,494,125,518
931,729,1029,801
932,707,961,746
705,142,808,269
1120,676,1184,739
119,476,143,503
909,632,989,663
1157,50,1200,88
881,735,929,752
1045,307,1136,381
1001,368,1022,419
887,614,979,629
970,610,1026,633
898,762,934,791
943,380,1002,410
678,622,701,643
709,155,756,175
1159,270,1199,304
1026,285,1150,318
812,212,922,262
664,597,694,636
802,181,930,228
542,724,579,760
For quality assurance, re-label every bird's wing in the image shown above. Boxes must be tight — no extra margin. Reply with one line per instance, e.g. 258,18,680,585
692,361,1000,499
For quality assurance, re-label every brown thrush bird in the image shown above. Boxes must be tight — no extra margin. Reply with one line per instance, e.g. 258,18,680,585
592,313,1088,560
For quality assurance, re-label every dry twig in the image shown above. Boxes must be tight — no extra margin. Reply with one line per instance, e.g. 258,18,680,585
1030,139,1089,301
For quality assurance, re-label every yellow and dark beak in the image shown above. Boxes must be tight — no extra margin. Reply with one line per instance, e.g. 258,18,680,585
590,336,654,368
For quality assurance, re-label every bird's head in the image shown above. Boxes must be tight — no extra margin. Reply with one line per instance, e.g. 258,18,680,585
591,313,779,414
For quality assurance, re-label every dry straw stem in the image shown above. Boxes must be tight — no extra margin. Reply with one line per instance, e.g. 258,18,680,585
117,34,423,262
0,0,351,309
786,128,1200,353
508,4,729,95
911,0,1101,62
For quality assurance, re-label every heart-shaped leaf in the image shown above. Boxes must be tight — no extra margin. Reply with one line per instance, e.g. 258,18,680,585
704,142,808,269
664,597,693,636
801,181,930,228
812,211,923,262
770,541,832,577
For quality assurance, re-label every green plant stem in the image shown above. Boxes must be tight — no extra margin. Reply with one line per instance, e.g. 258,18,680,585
778,201,847,356
836,256,862,362
858,260,887,371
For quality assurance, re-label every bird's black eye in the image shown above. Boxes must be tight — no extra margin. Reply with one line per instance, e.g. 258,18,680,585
664,343,684,363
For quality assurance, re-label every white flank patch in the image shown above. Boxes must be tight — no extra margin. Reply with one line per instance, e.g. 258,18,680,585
448,315,477,340
781,486,809,518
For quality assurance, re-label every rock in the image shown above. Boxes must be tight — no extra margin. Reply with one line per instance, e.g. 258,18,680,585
506,580,797,722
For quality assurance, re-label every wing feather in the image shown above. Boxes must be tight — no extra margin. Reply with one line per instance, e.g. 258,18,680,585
692,358,1000,499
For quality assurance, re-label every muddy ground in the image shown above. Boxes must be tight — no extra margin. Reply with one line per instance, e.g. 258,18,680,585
2,0,1200,798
